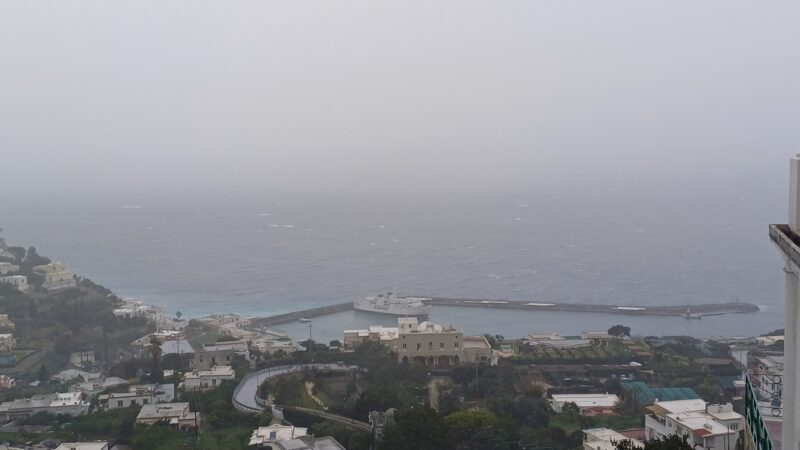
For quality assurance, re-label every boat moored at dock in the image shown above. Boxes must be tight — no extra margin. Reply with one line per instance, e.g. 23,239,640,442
354,293,431,316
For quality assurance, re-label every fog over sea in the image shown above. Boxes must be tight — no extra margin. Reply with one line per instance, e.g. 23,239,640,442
0,183,789,342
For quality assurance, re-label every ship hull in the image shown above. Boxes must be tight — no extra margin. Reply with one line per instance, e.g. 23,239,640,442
353,295,432,316
353,303,431,316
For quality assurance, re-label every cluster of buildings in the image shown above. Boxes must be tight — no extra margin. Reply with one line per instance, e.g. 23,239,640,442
98,383,175,410
197,313,297,356
0,392,89,421
34,262,77,291
550,393,620,416
582,399,743,450
521,331,615,349
343,317,493,368
134,402,200,432
0,261,77,293
182,365,235,390
644,400,743,450
248,424,345,449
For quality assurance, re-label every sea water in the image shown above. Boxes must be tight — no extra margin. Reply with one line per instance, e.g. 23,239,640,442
0,186,787,341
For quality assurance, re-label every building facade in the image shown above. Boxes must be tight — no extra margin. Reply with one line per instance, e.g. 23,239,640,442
550,394,620,416
0,275,31,293
98,384,175,410
0,334,16,352
0,392,89,420
343,317,492,369
644,400,742,450
189,340,250,370
33,262,77,290
182,365,235,390
583,428,643,450
135,402,199,431
0,262,18,275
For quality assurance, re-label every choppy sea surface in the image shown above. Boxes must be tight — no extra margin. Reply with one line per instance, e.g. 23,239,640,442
0,186,788,341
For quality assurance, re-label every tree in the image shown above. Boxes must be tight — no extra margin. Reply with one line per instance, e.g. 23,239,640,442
37,364,49,382
149,336,162,367
379,406,452,450
561,401,581,419
616,434,694,450
175,310,182,320
608,324,631,338
445,410,500,446
23,246,50,266
329,339,342,348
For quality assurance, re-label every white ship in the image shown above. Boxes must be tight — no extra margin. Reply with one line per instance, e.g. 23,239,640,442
354,293,431,316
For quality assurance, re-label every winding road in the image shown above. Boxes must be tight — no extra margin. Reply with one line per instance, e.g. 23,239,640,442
232,363,372,432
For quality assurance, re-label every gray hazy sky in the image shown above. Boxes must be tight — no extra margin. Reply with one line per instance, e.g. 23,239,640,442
2,1,799,195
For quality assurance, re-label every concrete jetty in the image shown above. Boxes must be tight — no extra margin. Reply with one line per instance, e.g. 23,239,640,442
427,297,759,316
250,297,759,328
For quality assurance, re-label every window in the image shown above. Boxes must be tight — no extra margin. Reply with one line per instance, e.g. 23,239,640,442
417,343,421,350
440,342,444,349
454,342,459,348
143,399,149,404
212,379,217,386
117,400,123,407
428,342,433,350
131,400,137,406
402,343,407,349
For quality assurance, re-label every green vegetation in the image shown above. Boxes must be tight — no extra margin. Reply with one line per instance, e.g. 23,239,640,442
0,277,153,373
514,338,637,364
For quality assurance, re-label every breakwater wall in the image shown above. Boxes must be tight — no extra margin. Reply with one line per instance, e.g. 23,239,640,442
252,302,352,327
427,297,760,316
250,297,759,328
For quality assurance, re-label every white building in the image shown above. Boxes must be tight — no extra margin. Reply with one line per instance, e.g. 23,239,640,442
182,365,235,390
0,263,18,275
0,392,89,420
583,428,643,450
71,377,129,397
189,340,250,370
54,443,110,450
33,262,77,290
136,402,199,431
644,400,743,450
0,275,30,293
0,334,16,352
550,394,620,416
98,383,175,410
0,314,15,330
0,375,16,390
247,425,346,449
249,425,308,446
344,317,492,368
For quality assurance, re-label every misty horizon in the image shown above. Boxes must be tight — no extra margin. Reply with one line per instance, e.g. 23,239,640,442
2,1,799,196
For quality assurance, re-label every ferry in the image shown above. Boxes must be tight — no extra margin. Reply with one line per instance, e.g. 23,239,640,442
354,293,431,316
683,308,703,320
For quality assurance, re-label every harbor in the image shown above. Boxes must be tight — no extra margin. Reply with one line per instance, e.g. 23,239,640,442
250,296,760,329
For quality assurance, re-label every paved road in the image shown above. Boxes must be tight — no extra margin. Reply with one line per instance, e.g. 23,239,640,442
232,363,371,431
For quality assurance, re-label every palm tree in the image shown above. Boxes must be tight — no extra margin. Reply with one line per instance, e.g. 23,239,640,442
149,335,162,368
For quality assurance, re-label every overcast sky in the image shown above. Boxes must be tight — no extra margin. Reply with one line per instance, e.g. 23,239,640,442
1,1,799,195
